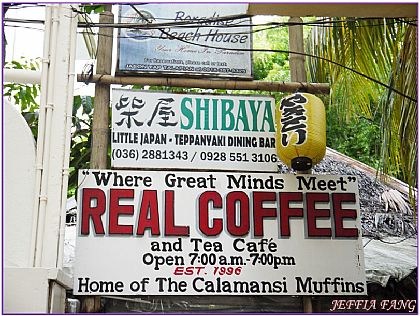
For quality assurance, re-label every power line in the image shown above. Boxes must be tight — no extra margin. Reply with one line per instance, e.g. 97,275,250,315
116,6,417,28
81,30,416,102
4,16,417,30
5,19,416,37
77,18,418,30
75,17,414,40
117,11,418,103
5,16,415,39
4,23,44,31
76,25,277,39
3,17,45,24
4,15,416,102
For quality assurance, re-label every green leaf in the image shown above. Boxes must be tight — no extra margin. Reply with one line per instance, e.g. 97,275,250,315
81,5,105,14
11,61,23,69
73,95,82,116
81,96,93,114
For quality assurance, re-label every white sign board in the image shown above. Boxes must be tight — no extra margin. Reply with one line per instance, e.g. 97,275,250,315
74,170,366,296
117,4,252,78
111,89,279,171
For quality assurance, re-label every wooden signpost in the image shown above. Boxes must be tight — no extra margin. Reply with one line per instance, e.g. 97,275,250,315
82,4,113,313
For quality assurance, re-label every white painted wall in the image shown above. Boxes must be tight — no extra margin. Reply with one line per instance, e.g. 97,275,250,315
4,98,36,267
4,267,72,313
4,268,49,313
4,5,78,312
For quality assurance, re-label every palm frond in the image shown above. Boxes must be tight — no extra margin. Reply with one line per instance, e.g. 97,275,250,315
306,18,417,205
380,23,417,206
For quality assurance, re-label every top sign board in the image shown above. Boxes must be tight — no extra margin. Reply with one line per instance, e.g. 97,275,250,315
117,4,252,78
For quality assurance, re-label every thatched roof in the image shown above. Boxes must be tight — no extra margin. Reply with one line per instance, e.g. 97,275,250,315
306,148,415,239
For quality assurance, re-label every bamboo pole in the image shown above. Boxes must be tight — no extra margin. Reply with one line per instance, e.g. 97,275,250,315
90,8,114,169
77,74,330,94
288,17,306,82
81,5,113,313
298,165,314,314
289,16,314,314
